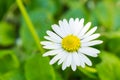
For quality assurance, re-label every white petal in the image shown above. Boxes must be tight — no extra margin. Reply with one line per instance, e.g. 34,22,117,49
62,56,68,70
58,56,66,65
77,53,85,68
41,41,55,46
44,36,61,43
49,52,64,65
61,52,70,70
40,41,59,46
81,33,100,43
78,18,84,30
46,30,62,41
79,47,100,57
62,19,71,34
78,53,92,66
44,36,52,41
69,18,74,23
69,18,74,34
41,41,50,45
82,40,103,47
66,54,72,67
71,55,77,71
74,18,84,35
43,49,63,56
72,18,79,35
58,52,68,65
43,44,61,49
52,24,65,37
79,22,91,38
75,18,79,23
59,20,69,36
81,26,97,39
72,52,80,66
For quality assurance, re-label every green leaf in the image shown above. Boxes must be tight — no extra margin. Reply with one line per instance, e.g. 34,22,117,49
89,12,99,27
101,32,120,56
61,8,88,21
20,10,53,53
78,67,98,79
113,8,120,30
0,50,19,74
0,70,25,80
0,0,14,20
54,72,63,80
94,1,114,30
0,22,16,47
66,0,86,9
25,0,58,15
96,51,120,80
24,53,55,80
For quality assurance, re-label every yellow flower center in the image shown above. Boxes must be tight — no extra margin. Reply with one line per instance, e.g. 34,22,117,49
62,35,81,52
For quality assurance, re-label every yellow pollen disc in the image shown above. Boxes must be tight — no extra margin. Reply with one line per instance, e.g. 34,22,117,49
62,35,81,52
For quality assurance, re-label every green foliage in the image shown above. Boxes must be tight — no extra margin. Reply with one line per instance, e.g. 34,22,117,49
0,22,16,47
61,8,88,21
25,0,59,15
94,1,114,30
0,70,25,80
20,10,53,53
78,66,98,79
0,50,19,74
0,0,120,80
0,0,14,20
24,53,55,80
96,51,120,80
101,32,120,56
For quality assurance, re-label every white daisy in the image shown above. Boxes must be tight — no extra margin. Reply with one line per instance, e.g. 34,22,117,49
41,18,103,71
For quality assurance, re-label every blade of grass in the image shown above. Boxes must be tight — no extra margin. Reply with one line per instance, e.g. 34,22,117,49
16,2,56,79
16,0,44,53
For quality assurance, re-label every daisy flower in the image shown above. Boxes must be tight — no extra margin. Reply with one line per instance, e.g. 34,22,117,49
41,18,103,71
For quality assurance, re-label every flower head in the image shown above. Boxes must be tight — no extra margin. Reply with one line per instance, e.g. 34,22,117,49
41,18,103,71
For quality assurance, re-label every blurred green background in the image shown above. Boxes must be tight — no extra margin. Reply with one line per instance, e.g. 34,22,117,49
0,0,120,80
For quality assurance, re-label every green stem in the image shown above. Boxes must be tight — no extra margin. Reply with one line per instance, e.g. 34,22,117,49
16,0,44,53
78,66,97,79
78,66,97,73
84,66,97,73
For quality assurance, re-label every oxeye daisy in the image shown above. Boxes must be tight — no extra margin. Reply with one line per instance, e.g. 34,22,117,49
41,18,103,71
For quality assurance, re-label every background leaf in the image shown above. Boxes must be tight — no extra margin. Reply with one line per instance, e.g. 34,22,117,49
24,52,55,80
0,70,25,80
0,22,16,47
0,50,19,75
0,0,14,20
96,51,120,80
20,10,53,53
